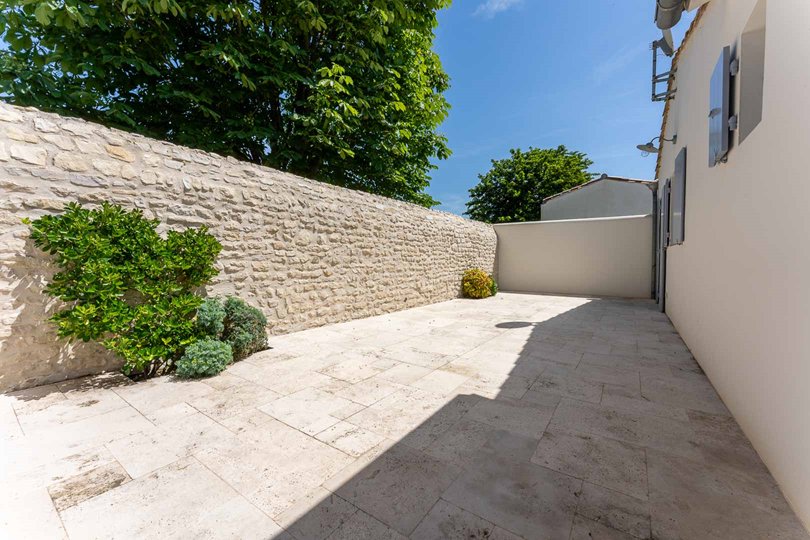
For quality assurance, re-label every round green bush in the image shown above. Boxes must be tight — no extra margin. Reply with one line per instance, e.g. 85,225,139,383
196,298,226,337
222,296,268,361
462,268,496,299
176,338,233,378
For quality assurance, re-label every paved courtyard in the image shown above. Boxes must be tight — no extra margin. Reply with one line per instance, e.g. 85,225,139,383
1,293,807,539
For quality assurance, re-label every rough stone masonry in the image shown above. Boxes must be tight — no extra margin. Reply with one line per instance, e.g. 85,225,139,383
0,104,496,392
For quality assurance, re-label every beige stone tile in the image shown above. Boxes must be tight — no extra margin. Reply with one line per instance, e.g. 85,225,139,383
112,376,215,415
145,402,198,424
199,372,247,391
274,487,357,539
530,366,604,404
423,419,499,469
577,482,651,539
187,381,280,421
327,378,405,406
376,362,433,385
410,369,469,395
647,449,808,540
218,407,278,434
465,397,555,439
532,430,648,500
328,443,461,535
457,369,533,399
4,384,66,415
346,389,479,450
14,388,129,433
196,420,352,518
601,385,689,421
48,461,131,512
106,410,238,478
328,509,408,540
258,387,358,435
316,352,384,383
376,345,452,369
315,421,386,457
60,457,282,539
548,399,701,460
571,514,638,540
22,406,153,452
640,374,730,416
442,455,581,540
411,499,522,540
0,486,67,539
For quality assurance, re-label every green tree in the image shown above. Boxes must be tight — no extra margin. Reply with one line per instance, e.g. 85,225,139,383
0,0,451,206
465,146,593,223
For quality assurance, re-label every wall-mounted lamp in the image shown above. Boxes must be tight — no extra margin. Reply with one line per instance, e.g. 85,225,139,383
636,135,677,156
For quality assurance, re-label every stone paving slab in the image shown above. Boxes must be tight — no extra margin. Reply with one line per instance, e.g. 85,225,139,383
1,293,807,539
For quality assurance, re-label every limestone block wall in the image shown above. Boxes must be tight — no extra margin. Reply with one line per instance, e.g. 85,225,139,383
0,104,496,392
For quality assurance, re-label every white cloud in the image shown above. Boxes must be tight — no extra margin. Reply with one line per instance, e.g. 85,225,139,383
474,0,523,19
592,45,645,84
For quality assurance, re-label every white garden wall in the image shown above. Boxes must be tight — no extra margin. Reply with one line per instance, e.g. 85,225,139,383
494,215,653,299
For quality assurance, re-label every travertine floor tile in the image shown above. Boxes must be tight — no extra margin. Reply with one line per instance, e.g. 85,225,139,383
60,458,282,539
411,499,522,540
4,293,806,539
532,430,648,500
329,443,461,535
442,455,581,540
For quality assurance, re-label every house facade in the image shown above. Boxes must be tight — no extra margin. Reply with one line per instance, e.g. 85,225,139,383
540,175,655,221
654,0,810,526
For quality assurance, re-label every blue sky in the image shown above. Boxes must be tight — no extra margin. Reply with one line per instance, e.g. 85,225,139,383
427,0,694,214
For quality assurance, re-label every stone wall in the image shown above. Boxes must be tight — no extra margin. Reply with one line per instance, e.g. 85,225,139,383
0,104,496,392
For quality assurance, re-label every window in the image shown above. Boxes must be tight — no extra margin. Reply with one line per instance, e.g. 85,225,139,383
669,148,687,246
739,0,766,143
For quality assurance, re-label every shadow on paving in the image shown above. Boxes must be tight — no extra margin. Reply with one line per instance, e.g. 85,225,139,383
279,296,807,540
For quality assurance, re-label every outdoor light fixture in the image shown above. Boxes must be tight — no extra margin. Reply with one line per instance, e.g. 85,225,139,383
637,135,677,156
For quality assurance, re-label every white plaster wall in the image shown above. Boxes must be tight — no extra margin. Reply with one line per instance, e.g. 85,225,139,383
494,215,653,299
541,179,653,221
657,0,810,526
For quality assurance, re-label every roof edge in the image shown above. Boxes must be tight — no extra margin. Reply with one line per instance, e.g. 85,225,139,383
542,175,655,203
655,4,709,179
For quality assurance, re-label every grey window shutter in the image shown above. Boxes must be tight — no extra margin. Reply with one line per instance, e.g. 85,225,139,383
670,147,687,245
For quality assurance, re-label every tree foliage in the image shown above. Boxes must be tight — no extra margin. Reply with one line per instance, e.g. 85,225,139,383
465,146,593,223
25,202,222,377
0,0,451,206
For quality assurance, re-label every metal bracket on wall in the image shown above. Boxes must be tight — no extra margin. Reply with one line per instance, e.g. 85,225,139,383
651,39,676,102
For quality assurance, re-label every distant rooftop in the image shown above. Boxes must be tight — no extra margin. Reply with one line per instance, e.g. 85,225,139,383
543,174,655,203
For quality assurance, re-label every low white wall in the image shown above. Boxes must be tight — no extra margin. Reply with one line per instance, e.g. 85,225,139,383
494,215,653,298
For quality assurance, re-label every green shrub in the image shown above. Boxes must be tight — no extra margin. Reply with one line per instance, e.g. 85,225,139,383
196,298,226,337
25,202,221,377
461,268,496,299
176,339,233,378
222,296,268,361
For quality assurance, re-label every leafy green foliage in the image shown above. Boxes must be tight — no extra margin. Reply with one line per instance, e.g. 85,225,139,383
461,269,496,299
0,0,451,206
25,202,222,376
465,146,594,223
176,338,233,378
222,297,268,361
196,298,226,337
